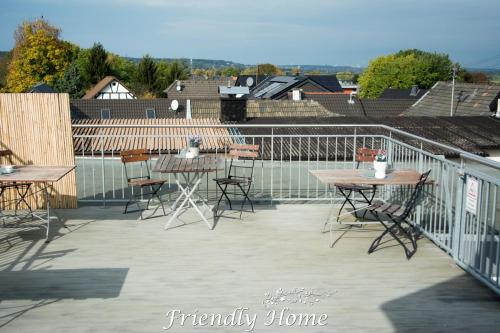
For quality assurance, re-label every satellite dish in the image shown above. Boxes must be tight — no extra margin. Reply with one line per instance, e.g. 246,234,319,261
246,77,254,87
170,100,179,111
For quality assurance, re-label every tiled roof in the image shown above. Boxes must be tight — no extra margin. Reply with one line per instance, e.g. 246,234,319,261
307,75,343,92
164,78,235,99
303,93,413,117
72,118,232,154
240,116,500,158
71,99,182,119
246,100,338,118
380,87,428,100
405,81,500,117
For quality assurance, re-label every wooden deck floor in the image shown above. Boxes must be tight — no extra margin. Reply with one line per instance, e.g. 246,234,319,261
0,204,499,332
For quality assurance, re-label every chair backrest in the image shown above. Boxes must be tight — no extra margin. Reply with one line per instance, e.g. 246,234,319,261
356,148,380,163
229,144,259,159
120,149,151,181
227,144,260,180
0,149,13,164
400,170,432,220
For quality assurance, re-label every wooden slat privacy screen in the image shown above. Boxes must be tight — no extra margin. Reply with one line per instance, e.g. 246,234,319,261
0,93,77,209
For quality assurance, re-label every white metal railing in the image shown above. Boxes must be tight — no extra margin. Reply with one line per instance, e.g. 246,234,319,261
71,123,500,295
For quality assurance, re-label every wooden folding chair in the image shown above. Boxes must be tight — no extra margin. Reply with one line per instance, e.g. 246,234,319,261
0,149,33,220
120,149,167,220
213,144,259,218
367,170,431,259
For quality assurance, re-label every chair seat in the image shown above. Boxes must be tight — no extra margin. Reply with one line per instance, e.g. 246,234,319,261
213,177,249,185
368,200,407,218
128,179,165,187
335,183,374,191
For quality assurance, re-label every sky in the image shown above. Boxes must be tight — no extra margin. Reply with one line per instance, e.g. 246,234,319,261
1,0,500,68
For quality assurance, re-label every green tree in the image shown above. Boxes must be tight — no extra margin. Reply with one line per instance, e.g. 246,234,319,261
83,42,111,86
133,54,158,97
242,63,283,76
5,19,77,92
157,61,189,93
358,49,457,98
108,53,137,86
219,66,241,77
54,61,86,98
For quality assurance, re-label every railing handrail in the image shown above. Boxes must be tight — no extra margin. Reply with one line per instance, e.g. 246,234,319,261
70,123,500,171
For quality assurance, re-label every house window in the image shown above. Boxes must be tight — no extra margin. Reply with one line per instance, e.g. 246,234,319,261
146,108,156,119
100,109,111,119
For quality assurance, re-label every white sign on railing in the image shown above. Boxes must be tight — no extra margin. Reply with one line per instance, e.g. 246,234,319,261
465,176,479,215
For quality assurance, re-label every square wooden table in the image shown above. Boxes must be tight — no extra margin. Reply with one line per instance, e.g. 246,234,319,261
153,155,224,229
0,165,75,242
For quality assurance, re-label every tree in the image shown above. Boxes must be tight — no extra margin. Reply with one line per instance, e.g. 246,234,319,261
0,51,12,90
358,49,457,98
5,19,76,92
157,61,189,93
219,66,241,77
54,61,86,98
135,54,158,94
461,71,489,84
108,53,137,86
242,63,283,76
83,42,111,86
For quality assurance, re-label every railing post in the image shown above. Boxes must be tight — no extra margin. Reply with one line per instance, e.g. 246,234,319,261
270,127,274,203
353,127,357,168
100,128,106,207
452,166,466,261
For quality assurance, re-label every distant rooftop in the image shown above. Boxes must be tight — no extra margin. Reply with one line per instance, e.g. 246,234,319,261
380,86,428,100
406,81,500,117
164,78,235,99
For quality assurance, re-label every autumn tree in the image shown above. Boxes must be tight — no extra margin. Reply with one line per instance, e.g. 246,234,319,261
0,51,12,89
82,42,112,86
5,19,76,92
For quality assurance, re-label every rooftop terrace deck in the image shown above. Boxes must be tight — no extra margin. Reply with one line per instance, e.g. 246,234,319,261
1,204,499,332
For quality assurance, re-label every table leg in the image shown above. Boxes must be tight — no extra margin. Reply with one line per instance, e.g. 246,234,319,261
44,185,51,243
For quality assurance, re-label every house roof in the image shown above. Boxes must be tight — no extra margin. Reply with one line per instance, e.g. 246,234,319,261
251,75,342,100
72,118,232,154
303,93,413,117
235,75,269,89
82,76,133,99
240,116,500,158
246,100,338,118
405,81,500,117
28,82,56,93
307,75,343,92
164,78,235,99
71,99,182,119
380,87,428,100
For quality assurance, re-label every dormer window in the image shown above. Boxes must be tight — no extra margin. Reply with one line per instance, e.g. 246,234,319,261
146,108,156,119
100,108,111,119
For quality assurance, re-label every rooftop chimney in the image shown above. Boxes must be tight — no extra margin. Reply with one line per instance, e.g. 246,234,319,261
292,89,302,101
410,85,419,97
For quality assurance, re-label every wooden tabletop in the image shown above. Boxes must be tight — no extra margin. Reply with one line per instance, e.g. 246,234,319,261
310,169,423,186
153,154,225,174
0,165,75,183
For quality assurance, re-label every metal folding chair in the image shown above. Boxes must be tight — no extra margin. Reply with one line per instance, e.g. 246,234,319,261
0,149,33,221
213,144,259,218
366,170,431,259
120,149,167,220
334,147,380,222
